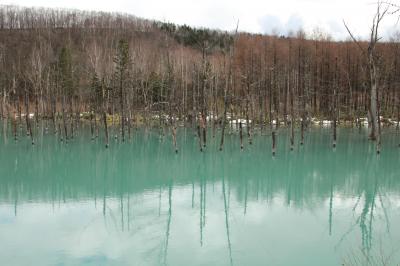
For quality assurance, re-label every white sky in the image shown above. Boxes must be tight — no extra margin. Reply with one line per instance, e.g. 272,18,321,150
2,0,400,40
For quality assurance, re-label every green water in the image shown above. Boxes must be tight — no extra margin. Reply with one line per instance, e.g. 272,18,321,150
1,123,400,266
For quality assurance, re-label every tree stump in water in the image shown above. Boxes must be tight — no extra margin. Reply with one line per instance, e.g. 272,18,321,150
272,131,276,156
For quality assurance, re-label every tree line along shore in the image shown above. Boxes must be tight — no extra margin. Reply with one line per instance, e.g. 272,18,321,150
0,5,399,152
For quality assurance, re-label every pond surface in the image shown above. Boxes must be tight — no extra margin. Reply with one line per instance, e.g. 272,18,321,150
1,123,400,266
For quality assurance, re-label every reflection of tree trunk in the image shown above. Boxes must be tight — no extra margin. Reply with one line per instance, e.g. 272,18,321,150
127,194,130,231
191,181,195,208
200,177,203,246
14,163,18,216
103,156,107,217
222,176,233,266
199,176,206,246
360,181,377,256
244,179,248,215
163,181,172,266
329,182,333,236
158,186,162,217
203,178,206,227
120,193,124,231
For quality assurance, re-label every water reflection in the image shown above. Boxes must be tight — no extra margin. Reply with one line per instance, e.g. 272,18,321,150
0,126,400,265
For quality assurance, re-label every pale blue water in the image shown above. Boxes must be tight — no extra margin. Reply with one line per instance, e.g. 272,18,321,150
0,122,400,265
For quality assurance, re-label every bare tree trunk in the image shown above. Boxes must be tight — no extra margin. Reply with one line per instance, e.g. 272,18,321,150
333,59,338,148
1,89,4,119
202,114,206,148
35,87,39,128
219,21,238,151
25,89,34,145
376,88,381,154
69,99,74,139
239,121,243,150
197,124,203,152
333,114,337,148
272,131,276,156
51,91,56,134
290,87,294,151
397,102,399,130
62,96,68,142
103,111,109,148
120,78,125,142
300,119,304,146
90,111,94,140
172,125,178,153
369,56,379,141
127,110,131,141
13,104,17,141
246,96,252,145
219,79,228,151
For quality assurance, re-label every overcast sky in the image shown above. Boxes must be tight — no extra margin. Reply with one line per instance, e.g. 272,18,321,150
3,0,399,40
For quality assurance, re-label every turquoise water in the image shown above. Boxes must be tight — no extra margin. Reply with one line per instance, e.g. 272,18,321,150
1,122,400,266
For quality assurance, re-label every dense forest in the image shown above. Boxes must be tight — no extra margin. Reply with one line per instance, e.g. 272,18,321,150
0,5,399,151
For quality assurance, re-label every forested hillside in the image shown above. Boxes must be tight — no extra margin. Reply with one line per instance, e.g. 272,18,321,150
0,5,399,149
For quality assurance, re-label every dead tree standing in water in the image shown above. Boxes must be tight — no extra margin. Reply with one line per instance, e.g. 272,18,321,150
272,131,276,156
58,47,73,142
197,124,203,152
23,81,34,145
102,80,109,148
239,121,243,150
333,57,338,148
220,21,239,151
344,1,388,153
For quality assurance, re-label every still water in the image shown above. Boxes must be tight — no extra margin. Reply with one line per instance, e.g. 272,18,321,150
1,123,400,266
